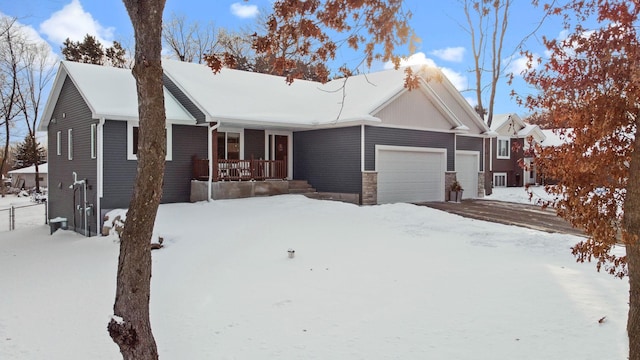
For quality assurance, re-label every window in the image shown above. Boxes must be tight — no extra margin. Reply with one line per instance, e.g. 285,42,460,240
56,131,61,156
493,173,507,187
67,129,73,160
217,131,241,160
90,124,97,159
127,121,172,161
497,137,510,159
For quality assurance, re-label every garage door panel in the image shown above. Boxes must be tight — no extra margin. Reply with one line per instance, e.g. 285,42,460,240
455,152,479,199
377,148,445,204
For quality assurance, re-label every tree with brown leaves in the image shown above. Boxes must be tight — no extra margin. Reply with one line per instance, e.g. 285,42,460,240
205,0,415,82
109,1,413,359
522,1,640,358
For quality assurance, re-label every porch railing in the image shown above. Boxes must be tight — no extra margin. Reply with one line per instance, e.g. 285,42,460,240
192,156,287,181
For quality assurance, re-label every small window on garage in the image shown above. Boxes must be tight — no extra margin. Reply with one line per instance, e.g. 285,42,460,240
493,173,507,187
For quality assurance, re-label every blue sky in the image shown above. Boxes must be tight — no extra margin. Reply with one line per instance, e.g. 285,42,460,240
3,0,567,118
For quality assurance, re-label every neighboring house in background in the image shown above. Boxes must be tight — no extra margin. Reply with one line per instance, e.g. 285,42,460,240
8,163,48,189
538,128,572,185
38,60,492,236
488,113,546,187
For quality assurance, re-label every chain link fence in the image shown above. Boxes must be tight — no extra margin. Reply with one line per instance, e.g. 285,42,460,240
0,201,47,232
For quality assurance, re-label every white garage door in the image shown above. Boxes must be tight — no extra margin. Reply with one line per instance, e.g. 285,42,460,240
455,151,479,199
377,146,445,203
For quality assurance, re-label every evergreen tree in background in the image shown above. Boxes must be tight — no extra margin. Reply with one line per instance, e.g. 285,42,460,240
13,134,45,169
62,34,128,68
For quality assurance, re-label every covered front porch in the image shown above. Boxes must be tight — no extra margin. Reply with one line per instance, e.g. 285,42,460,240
191,126,293,182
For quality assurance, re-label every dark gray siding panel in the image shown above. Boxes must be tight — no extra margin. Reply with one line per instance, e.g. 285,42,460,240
102,121,208,209
244,129,265,159
294,126,361,194
46,76,99,235
364,126,455,171
163,124,208,202
102,121,136,209
163,74,206,123
456,136,484,171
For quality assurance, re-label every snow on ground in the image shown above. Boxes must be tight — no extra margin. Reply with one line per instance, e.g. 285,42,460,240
0,192,629,359
486,185,557,205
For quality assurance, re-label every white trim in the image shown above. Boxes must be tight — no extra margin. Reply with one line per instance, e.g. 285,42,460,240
96,118,105,233
67,128,73,160
496,136,510,159
493,172,507,187
127,121,173,161
56,131,61,156
90,123,97,159
360,125,365,172
265,130,293,180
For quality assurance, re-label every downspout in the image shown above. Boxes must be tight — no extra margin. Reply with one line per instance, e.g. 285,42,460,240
208,121,220,201
97,118,105,235
360,124,365,172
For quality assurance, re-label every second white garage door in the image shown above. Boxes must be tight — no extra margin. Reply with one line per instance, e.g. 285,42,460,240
377,146,446,204
455,151,479,199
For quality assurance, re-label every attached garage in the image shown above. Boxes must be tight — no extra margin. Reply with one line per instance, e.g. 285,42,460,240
455,151,479,199
376,146,446,203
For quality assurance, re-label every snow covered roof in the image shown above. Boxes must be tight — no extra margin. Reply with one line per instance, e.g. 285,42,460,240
162,60,490,133
38,61,195,131
540,129,572,147
8,163,48,175
38,60,490,134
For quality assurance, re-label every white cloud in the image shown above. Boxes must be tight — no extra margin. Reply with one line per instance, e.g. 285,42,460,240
384,52,469,91
430,47,465,63
230,3,259,19
506,54,541,78
39,0,114,46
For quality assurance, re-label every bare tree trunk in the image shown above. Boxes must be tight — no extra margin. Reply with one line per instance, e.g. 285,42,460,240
107,1,166,359
625,125,640,360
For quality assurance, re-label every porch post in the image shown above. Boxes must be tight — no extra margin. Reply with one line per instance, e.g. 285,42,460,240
208,122,220,201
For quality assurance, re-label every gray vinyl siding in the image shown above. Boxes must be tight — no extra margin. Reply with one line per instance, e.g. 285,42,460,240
102,121,208,209
364,126,455,171
163,74,206,123
46,76,99,235
456,135,484,171
293,126,361,194
244,129,265,159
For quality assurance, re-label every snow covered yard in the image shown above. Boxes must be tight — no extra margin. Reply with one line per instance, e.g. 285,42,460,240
0,192,629,359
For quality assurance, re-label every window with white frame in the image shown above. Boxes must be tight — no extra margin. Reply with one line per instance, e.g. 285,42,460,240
67,129,73,160
127,121,172,161
493,172,507,187
217,131,242,160
90,123,97,159
56,131,61,156
497,137,510,159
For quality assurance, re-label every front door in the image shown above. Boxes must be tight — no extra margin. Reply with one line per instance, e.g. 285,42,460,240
267,134,289,178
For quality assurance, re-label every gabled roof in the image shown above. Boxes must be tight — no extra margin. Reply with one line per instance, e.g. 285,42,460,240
491,113,545,142
38,60,491,134
161,60,491,134
38,61,195,131
8,163,48,175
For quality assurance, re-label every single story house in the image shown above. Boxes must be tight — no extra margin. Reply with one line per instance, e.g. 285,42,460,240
38,60,492,236
8,163,48,189
488,113,545,187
